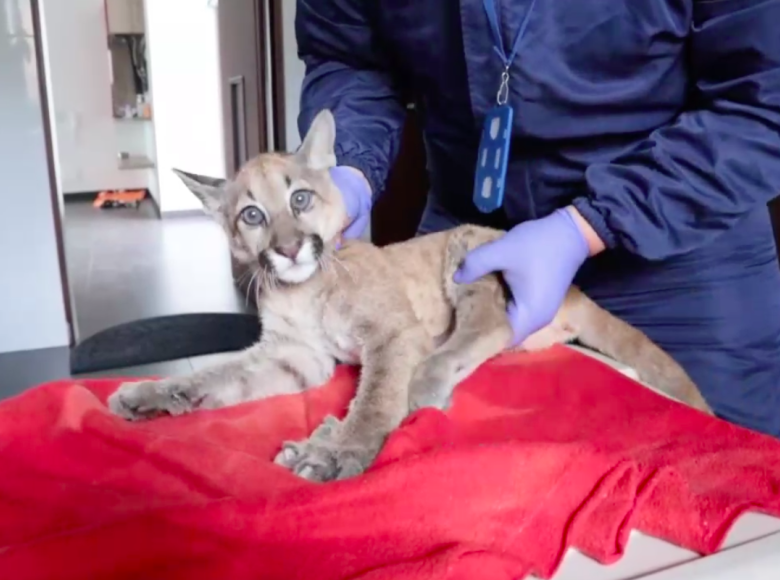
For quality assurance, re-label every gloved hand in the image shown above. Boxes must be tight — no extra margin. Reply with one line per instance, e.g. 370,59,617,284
329,166,372,239
453,208,591,346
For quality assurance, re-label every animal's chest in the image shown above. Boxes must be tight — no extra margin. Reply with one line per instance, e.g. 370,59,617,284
324,331,361,365
263,299,361,364
320,303,362,364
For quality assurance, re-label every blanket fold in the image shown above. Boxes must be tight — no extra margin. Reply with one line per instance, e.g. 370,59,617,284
1,345,779,580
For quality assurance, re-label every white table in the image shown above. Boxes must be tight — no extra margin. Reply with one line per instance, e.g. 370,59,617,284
544,346,780,580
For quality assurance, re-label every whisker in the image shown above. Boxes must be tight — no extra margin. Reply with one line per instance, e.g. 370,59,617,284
237,268,253,285
262,266,278,294
317,254,329,275
245,268,261,308
254,272,263,305
329,253,353,282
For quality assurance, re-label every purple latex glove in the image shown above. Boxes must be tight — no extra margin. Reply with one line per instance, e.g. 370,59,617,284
329,166,372,239
453,208,590,346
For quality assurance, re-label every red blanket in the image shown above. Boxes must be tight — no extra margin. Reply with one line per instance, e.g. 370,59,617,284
1,346,779,580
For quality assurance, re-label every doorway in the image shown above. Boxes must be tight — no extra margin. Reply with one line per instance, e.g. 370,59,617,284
218,0,266,176
39,0,247,353
217,0,287,176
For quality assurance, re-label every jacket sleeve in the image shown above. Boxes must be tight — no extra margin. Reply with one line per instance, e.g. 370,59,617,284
296,0,406,199
572,0,780,260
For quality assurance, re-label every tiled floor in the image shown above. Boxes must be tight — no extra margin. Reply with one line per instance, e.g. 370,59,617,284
64,199,250,340
0,346,71,399
0,199,250,399
0,348,235,401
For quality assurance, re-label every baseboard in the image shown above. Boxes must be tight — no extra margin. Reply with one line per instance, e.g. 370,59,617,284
147,191,161,218
63,191,101,202
63,189,154,206
63,192,206,221
160,208,206,219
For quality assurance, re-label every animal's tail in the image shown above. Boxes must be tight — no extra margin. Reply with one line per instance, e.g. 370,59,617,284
565,289,713,415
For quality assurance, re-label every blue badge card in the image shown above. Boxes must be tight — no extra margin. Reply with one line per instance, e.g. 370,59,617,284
473,104,513,213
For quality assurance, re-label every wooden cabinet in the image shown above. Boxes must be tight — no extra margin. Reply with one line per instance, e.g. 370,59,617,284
106,0,145,35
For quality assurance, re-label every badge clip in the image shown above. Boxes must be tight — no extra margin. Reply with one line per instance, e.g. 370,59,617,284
473,68,514,214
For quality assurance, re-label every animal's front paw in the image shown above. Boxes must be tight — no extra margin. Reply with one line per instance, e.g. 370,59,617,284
273,416,381,482
107,379,199,421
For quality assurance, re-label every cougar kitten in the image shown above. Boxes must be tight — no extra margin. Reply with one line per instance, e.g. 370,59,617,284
107,110,712,483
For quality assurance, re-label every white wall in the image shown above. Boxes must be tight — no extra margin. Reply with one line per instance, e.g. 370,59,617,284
39,0,155,198
281,0,305,151
144,0,225,214
0,0,70,353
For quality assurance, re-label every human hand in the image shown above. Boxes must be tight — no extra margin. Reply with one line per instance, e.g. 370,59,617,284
329,166,372,239
453,208,592,346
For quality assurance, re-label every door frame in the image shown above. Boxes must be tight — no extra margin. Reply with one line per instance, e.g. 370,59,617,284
268,0,286,152
31,0,77,345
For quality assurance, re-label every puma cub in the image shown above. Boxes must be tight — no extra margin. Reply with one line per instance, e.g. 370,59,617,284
108,110,712,482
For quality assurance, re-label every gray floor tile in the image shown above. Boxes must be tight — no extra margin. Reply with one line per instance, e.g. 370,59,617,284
0,201,255,401
63,199,249,341
189,352,238,371
0,346,71,399
0,347,195,401
74,358,194,380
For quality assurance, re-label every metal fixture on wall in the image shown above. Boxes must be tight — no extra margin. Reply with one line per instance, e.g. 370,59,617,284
260,0,276,152
229,75,248,174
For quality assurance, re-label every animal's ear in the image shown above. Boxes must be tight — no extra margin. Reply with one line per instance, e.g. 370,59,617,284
172,168,227,214
296,109,336,170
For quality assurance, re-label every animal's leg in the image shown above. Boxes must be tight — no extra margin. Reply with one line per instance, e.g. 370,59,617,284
275,325,431,482
108,338,333,421
404,226,512,411
518,317,578,351
409,274,512,411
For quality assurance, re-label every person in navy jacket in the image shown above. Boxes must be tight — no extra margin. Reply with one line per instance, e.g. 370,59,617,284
296,0,780,436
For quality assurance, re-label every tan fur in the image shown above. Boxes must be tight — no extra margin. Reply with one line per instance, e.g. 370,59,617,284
107,110,712,483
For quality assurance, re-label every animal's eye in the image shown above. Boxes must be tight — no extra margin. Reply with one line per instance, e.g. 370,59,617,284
290,189,313,213
239,206,265,227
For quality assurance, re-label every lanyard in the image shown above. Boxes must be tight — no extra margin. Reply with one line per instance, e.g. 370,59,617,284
482,0,537,104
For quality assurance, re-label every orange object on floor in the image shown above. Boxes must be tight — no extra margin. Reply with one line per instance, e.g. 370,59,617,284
92,189,146,208
1,346,779,579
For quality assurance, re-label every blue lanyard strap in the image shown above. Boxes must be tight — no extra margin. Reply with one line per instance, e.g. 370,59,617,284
482,0,537,71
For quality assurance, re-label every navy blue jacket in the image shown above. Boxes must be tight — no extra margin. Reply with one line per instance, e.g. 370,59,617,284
296,0,780,435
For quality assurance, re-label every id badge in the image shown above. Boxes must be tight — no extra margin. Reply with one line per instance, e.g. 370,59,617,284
473,104,513,214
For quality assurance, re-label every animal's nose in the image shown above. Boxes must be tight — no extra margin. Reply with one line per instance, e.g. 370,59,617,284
274,240,302,260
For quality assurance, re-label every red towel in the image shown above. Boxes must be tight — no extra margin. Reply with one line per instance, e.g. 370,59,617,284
1,345,779,580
